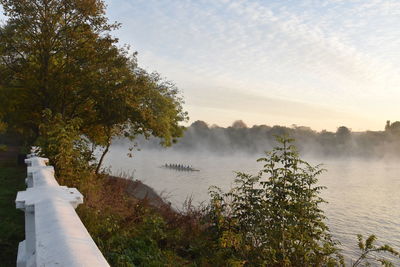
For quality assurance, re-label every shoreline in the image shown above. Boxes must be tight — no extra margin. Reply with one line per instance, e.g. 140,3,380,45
106,175,171,209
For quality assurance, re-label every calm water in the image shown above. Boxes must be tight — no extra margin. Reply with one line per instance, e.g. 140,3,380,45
104,146,400,264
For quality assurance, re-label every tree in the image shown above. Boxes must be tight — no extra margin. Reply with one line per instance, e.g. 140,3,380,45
336,126,351,143
0,0,187,176
385,121,400,135
191,120,209,130
385,120,391,131
231,120,247,129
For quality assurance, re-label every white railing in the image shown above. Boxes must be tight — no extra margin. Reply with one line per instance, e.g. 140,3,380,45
16,155,110,267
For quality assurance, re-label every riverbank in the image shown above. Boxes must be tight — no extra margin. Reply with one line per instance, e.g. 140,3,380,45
77,170,205,266
107,175,169,208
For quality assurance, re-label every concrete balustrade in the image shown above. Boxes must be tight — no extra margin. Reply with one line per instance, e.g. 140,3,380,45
16,155,110,267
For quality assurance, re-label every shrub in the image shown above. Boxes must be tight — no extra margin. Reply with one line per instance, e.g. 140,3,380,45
353,234,399,267
208,136,343,266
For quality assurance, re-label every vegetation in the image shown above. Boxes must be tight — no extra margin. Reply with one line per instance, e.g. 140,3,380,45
0,164,25,266
353,235,400,267
76,175,208,266
136,120,400,158
205,137,399,266
0,0,399,266
207,137,343,266
0,0,187,181
0,117,7,151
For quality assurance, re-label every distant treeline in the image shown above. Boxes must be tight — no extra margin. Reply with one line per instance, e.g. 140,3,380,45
117,120,400,158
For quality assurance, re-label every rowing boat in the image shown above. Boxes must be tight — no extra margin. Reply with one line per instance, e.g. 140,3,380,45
161,164,200,172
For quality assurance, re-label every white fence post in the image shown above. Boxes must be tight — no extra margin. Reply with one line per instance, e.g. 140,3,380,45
16,156,110,267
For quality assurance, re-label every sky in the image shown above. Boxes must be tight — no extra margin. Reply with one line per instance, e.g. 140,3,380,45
2,1,400,131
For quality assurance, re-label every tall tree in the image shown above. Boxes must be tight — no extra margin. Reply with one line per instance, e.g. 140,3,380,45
0,0,187,174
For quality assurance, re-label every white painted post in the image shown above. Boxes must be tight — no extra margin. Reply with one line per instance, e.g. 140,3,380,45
24,208,36,265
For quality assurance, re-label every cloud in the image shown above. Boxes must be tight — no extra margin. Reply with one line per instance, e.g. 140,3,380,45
3,0,398,130
104,0,400,130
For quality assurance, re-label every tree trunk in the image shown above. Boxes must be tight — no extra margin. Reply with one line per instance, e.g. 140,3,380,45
95,141,110,174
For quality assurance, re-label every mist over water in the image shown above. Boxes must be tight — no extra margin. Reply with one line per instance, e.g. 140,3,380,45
104,144,400,264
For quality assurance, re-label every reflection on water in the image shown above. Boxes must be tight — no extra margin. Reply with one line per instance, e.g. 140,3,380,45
104,146,400,264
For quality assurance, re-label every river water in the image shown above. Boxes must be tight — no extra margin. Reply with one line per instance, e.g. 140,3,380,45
104,145,400,265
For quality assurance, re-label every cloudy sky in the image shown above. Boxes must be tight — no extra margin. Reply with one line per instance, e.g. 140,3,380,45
2,0,400,131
